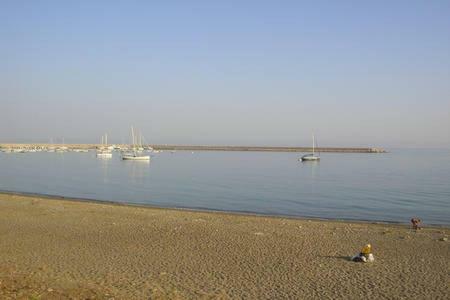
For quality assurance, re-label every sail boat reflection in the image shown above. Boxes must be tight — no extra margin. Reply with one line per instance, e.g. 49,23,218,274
99,155,112,184
300,157,319,180
309,160,319,180
126,159,150,185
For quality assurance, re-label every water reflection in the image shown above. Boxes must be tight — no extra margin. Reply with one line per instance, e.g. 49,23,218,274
124,159,150,185
98,155,112,184
300,160,320,180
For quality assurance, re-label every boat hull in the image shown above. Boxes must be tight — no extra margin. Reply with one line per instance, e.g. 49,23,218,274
122,155,150,161
96,152,112,158
300,155,320,162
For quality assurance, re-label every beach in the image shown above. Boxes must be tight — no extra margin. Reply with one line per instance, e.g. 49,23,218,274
0,193,448,299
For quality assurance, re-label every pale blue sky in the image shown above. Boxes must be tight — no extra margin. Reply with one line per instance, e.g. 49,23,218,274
1,1,449,148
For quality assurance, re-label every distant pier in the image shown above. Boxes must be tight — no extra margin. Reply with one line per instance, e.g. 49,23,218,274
0,143,386,153
152,145,386,153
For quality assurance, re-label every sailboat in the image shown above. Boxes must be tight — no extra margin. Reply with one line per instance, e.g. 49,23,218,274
122,127,150,161
300,134,320,162
136,133,145,152
56,137,68,152
97,134,113,158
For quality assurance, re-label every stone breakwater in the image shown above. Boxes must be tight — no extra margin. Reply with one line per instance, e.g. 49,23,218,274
0,143,386,153
153,145,386,153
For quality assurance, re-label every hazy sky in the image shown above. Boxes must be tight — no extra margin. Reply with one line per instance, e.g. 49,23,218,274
1,1,449,148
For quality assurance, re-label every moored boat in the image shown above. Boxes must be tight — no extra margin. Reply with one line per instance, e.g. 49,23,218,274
97,134,112,158
300,134,320,162
122,154,150,160
122,126,150,161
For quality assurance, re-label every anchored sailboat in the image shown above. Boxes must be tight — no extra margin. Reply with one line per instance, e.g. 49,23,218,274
122,127,150,161
300,134,320,162
97,134,113,158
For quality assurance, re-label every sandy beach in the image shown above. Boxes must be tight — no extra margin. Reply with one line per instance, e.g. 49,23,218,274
0,193,448,299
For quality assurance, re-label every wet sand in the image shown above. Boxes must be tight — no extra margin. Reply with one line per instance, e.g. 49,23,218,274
0,193,448,299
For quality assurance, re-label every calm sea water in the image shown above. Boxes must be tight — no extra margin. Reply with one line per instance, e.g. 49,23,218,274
1,149,449,225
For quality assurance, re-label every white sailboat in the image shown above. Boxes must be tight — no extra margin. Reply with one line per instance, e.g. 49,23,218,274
56,138,68,152
122,127,150,161
97,134,113,158
300,134,320,162
136,133,145,152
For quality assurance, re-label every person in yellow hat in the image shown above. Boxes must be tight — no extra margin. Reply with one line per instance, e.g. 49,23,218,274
352,244,374,262
361,244,371,255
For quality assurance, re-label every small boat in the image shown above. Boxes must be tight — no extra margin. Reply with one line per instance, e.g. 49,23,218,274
97,134,112,158
56,138,68,152
122,154,150,160
300,134,320,162
300,153,320,161
122,126,150,161
97,152,112,158
13,148,26,153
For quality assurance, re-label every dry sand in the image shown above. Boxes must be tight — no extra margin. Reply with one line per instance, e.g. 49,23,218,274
0,193,448,299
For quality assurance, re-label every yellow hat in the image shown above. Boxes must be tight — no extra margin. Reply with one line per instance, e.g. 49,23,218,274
361,244,372,255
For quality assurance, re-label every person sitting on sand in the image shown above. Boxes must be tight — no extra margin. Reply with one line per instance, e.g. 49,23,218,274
351,244,374,263
411,218,422,230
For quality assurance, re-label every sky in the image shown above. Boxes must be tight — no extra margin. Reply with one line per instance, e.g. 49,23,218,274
1,1,449,148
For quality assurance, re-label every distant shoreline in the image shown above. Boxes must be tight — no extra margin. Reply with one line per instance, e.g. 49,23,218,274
0,143,386,153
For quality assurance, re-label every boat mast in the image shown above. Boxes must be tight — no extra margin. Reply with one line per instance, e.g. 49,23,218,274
131,126,136,155
312,133,315,155
316,136,320,157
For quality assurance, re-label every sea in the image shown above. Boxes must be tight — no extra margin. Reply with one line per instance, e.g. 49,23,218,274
1,149,449,225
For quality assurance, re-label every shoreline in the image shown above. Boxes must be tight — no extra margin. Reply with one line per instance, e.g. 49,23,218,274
1,190,444,228
0,193,448,299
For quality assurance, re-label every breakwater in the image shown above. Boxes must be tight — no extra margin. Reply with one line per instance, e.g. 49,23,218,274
153,145,386,153
0,143,386,153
